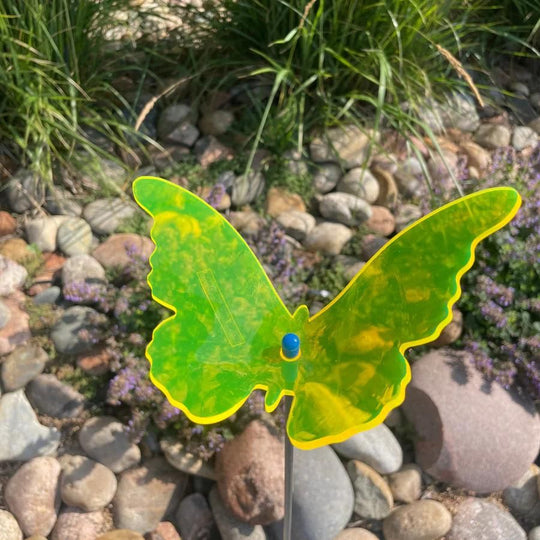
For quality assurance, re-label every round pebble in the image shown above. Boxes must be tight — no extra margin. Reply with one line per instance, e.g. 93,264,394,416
383,500,452,540
387,464,423,503
79,416,141,473
0,509,23,540
83,198,136,235
51,507,107,540
57,217,93,256
25,217,58,252
60,455,117,511
304,221,353,255
51,306,104,355
1,343,47,391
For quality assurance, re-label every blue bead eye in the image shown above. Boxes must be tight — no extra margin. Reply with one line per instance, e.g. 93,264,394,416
281,333,300,359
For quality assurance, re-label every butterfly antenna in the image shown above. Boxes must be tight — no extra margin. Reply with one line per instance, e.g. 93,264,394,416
283,394,294,540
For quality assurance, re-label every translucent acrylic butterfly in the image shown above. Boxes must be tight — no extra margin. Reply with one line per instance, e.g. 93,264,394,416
133,176,520,449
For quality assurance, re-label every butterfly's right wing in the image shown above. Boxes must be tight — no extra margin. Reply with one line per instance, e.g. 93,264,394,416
133,177,295,423
288,188,521,449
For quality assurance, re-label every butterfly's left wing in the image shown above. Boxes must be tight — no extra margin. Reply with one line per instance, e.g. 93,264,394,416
133,177,298,424
288,187,521,449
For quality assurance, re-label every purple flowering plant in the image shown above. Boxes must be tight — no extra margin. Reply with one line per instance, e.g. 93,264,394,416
455,144,540,402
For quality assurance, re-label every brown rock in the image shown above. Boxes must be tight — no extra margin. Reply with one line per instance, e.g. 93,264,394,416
0,292,31,356
0,211,16,237
372,167,398,207
383,500,452,540
77,345,113,375
93,233,154,271
0,238,32,263
347,461,393,519
113,457,188,533
403,349,540,492
334,529,378,540
387,464,423,503
365,206,395,236
228,210,264,236
97,531,145,540
265,187,306,218
304,222,353,256
27,253,66,296
216,420,284,525
150,522,181,540
51,507,108,540
195,136,234,168
431,307,463,347
460,141,492,171
5,456,61,537
196,185,232,211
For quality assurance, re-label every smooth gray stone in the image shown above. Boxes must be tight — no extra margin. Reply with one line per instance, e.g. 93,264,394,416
1,344,48,391
33,286,62,305
27,374,85,418
45,186,83,216
267,446,354,540
176,492,219,540
333,423,403,474
51,306,102,355
83,198,136,235
448,498,526,540
0,390,60,460
209,487,266,540
6,169,45,213
56,217,93,256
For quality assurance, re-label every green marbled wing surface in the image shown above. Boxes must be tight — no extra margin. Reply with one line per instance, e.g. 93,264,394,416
287,187,521,448
133,176,297,423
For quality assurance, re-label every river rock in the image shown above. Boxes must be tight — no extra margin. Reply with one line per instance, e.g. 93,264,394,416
427,149,459,195
60,455,117,511
473,123,511,149
161,438,216,479
45,186,83,216
216,420,284,525
96,531,145,540
5,456,61,537
199,110,234,136
51,507,107,540
502,465,540,521
1,343,47,391
372,167,398,207
276,211,316,241
333,423,402,474
268,445,354,540
310,125,370,168
394,158,423,198
460,141,491,171
0,211,17,237
175,493,217,540
365,206,396,236
440,92,480,132
231,171,265,207
265,187,306,217
447,498,526,540
62,254,107,304
312,162,342,193
394,203,422,232
83,198,136,235
113,457,187,533
0,299,9,329
334,529,378,540
6,169,45,213
0,509,23,540
337,168,380,203
0,293,31,356
403,349,540,492
56,217,93,256
0,255,27,296
149,522,182,540
431,306,463,346
92,233,153,271
51,306,104,355
25,217,58,252
228,210,265,236
347,461,393,519
305,221,353,255
319,192,372,226
209,487,265,540
512,126,538,151
79,416,141,473
387,464,423,503
27,374,85,418
0,390,60,460
0,238,32,263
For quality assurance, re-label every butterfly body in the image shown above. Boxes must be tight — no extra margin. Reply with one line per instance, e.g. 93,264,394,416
133,177,520,449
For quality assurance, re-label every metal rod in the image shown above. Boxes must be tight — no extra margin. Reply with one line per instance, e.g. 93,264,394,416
283,395,294,540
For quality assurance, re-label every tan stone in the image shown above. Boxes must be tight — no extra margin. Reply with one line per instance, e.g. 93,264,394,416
265,187,306,217
0,211,16,237
365,206,395,236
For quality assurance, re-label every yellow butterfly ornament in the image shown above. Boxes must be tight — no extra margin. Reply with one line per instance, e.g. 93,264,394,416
133,176,521,449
